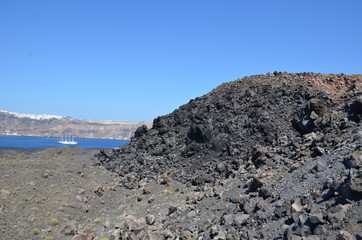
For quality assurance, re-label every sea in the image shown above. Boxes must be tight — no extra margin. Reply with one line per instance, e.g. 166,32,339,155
0,135,129,149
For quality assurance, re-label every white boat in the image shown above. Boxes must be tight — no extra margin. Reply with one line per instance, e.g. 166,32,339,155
58,135,78,145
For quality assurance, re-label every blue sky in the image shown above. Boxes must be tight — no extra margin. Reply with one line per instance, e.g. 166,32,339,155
1,1,361,121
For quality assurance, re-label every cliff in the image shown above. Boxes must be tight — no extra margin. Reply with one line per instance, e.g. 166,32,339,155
0,110,152,139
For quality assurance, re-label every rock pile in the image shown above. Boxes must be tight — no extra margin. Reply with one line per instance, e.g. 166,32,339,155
97,72,362,239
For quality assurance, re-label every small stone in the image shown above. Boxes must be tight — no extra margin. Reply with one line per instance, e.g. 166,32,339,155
356,232,362,240
345,149,362,169
315,160,327,172
213,186,222,197
274,202,290,218
61,221,78,236
332,222,341,230
77,171,84,177
210,225,219,236
145,215,155,225
351,150,362,168
291,201,303,213
259,186,272,198
104,220,112,229
297,119,316,133
138,178,148,187
229,194,242,204
308,213,324,225
180,230,193,239
233,213,249,225
122,214,146,230
0,189,11,195
93,217,103,223
216,162,226,173
313,225,327,235
242,199,257,214
314,147,325,156
309,98,325,115
251,146,267,162
211,225,227,240
222,214,234,225
187,210,197,218
76,195,88,203
147,197,154,204
337,230,355,240
71,228,94,240
278,135,289,145
143,186,151,195
186,194,198,204
161,229,175,239
161,173,172,185
349,171,362,193
93,185,104,196
310,111,319,120
304,236,322,240
168,205,178,215
353,131,362,141
327,204,350,222
248,177,266,192
293,137,302,145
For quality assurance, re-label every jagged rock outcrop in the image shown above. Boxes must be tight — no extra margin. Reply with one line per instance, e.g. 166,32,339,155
98,73,361,186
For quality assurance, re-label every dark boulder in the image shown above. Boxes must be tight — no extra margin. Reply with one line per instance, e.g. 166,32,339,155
349,96,362,122
187,124,212,143
134,125,148,139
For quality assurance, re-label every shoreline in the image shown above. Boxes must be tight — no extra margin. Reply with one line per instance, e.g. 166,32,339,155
0,146,108,157
0,147,45,156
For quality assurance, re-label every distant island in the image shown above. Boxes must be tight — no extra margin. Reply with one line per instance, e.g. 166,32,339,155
0,110,152,140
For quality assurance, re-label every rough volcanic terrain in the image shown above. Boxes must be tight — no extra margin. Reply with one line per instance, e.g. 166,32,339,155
96,72,362,239
2,72,362,240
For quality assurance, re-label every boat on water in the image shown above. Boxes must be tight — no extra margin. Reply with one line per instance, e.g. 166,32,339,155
58,135,78,145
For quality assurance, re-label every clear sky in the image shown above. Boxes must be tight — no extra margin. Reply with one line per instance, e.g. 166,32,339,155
1,1,361,121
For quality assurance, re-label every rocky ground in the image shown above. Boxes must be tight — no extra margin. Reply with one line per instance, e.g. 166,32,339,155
2,72,362,240
1,147,235,240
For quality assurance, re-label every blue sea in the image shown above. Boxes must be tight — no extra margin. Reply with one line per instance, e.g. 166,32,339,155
0,135,129,149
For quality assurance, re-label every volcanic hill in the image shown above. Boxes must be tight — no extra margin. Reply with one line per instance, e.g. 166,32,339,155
96,72,362,239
